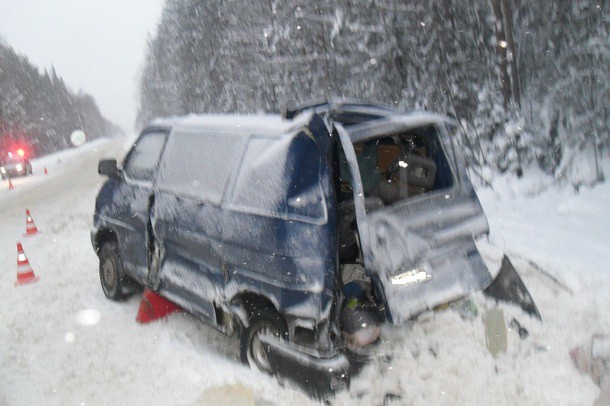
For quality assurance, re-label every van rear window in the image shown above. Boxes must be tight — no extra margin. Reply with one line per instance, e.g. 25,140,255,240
156,130,247,204
339,126,454,205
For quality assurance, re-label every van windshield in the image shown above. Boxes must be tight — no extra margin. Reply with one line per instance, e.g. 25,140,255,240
339,126,454,206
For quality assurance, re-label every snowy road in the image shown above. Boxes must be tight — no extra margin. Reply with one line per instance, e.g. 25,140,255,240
1,137,608,405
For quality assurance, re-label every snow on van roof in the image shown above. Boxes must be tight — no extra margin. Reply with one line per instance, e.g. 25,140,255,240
149,112,312,135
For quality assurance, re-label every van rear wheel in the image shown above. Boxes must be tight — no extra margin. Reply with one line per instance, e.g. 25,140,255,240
240,306,287,374
99,241,129,301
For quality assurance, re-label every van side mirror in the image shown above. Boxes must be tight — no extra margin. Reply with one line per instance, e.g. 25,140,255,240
98,159,120,178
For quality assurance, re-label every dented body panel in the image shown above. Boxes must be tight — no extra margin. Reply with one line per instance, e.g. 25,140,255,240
146,114,339,331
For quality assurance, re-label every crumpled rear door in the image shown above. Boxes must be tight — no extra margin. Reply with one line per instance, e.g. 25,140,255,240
363,194,492,325
336,120,493,325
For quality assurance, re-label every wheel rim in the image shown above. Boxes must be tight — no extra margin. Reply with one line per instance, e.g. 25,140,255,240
248,325,279,374
102,258,117,292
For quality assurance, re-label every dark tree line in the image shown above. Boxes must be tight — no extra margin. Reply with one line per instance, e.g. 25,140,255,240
0,41,121,156
138,0,609,183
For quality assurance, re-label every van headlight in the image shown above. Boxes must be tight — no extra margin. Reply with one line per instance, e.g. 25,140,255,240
16,164,23,172
391,266,432,285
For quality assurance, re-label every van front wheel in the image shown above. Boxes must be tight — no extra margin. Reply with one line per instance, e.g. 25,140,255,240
99,241,128,301
240,306,287,374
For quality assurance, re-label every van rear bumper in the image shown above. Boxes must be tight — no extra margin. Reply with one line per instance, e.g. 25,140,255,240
259,334,350,398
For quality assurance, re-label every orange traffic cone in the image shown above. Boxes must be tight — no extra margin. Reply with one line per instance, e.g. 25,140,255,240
8,179,14,189
15,242,39,286
24,209,39,236
136,289,180,324
44,167,48,175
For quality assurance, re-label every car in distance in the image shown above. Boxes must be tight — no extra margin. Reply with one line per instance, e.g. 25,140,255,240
1,150,32,180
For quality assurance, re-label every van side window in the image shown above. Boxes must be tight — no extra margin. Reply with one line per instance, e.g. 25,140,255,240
156,130,246,205
229,133,326,224
123,131,167,182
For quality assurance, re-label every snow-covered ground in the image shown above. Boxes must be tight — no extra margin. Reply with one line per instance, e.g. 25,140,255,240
0,137,608,405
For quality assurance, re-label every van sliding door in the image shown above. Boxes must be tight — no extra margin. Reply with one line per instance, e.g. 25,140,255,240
151,130,247,322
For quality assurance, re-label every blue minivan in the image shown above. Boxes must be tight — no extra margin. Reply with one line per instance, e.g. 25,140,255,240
92,101,536,396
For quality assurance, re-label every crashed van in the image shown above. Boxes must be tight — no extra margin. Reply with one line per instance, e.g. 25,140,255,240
92,101,537,396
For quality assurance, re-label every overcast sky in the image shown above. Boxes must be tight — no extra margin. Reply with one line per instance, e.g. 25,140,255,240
0,0,165,132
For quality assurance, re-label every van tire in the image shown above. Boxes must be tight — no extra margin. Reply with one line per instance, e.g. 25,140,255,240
240,305,288,374
99,241,129,301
